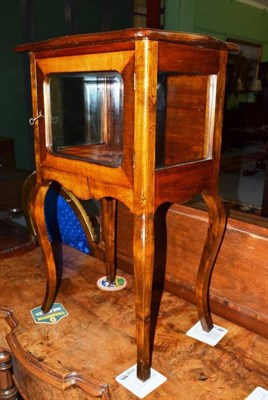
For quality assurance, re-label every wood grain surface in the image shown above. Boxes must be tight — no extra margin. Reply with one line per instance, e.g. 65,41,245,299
0,246,267,399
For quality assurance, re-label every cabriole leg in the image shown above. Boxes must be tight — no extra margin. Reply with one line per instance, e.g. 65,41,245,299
196,192,226,331
31,183,58,313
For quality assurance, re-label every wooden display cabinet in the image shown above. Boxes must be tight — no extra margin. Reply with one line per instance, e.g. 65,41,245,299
15,28,237,382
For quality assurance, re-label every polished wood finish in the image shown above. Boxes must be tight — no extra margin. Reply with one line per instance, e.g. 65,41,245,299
15,28,238,53
15,28,237,381
0,247,267,399
102,198,117,283
0,346,18,399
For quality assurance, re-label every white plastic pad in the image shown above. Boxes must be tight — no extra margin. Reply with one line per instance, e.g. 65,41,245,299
245,387,268,400
186,321,228,346
96,275,127,291
116,364,167,398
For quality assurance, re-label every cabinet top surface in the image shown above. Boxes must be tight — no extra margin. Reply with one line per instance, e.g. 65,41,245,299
15,27,238,53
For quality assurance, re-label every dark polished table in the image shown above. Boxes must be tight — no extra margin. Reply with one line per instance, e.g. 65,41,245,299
0,166,31,211
262,160,268,217
223,125,268,157
0,166,37,257
224,126,268,217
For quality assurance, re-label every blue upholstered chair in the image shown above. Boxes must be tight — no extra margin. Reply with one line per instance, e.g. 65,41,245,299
23,172,100,254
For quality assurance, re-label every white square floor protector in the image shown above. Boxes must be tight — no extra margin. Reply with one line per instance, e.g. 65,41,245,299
186,321,228,346
245,387,268,400
116,364,167,398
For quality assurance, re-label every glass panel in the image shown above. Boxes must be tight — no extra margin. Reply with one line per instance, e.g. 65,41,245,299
48,71,124,167
156,73,212,168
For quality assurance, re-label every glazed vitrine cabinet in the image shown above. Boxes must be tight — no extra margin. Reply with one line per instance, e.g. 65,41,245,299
16,29,237,381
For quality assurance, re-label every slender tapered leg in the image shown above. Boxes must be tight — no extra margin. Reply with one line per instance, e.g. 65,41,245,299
133,213,154,381
102,198,117,284
196,192,227,332
30,183,58,313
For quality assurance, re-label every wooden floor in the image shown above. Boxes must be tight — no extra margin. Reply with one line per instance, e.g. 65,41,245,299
0,246,267,399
